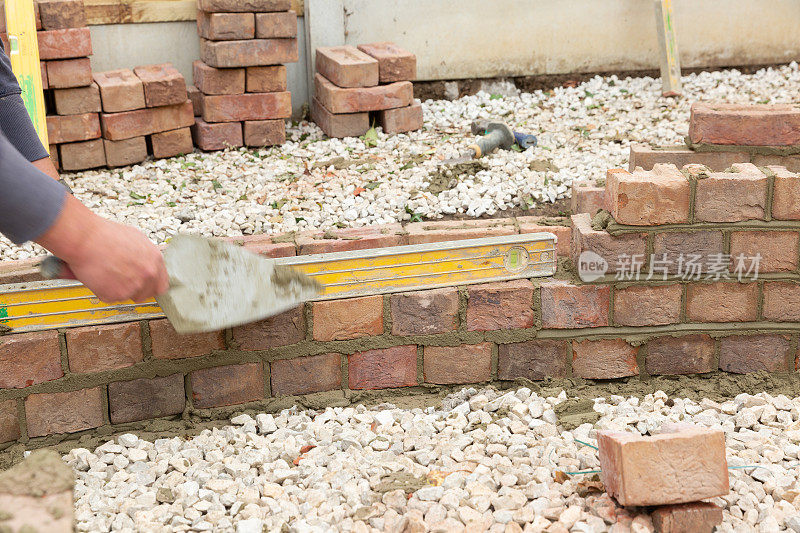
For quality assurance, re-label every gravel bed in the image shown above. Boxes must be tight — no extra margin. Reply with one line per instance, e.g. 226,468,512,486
63,386,800,532
4,63,800,261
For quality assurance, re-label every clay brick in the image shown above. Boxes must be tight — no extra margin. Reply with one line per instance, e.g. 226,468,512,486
188,85,202,116
652,230,724,274
191,363,264,408
541,281,610,329
719,334,792,373
40,62,48,90
270,353,341,396
570,180,606,215
37,0,85,29
605,165,690,225
255,11,297,39
651,502,723,533
201,92,291,123
149,319,223,359
0,399,20,444
515,216,571,257
235,236,295,258
246,65,287,93
244,119,285,147
101,101,194,140
646,335,716,375
628,144,748,172
66,322,143,373
752,155,800,172
197,11,254,40
313,295,383,341
197,0,290,12
25,387,104,437
193,60,245,96
47,112,100,143
191,119,243,151
232,306,305,350
0,331,62,389
311,97,368,139
37,27,91,59
466,280,534,331
151,127,193,158
316,46,379,88
598,425,728,506
378,100,423,134
571,213,647,276
729,230,798,273
391,287,459,336
315,74,413,114
348,345,418,390
694,163,768,222
614,285,681,327
134,63,187,107
763,282,800,322
45,57,92,88
296,224,404,254
497,340,569,381
685,282,758,322
58,138,106,171
103,136,147,168
357,42,417,83
572,339,639,379
200,38,298,68
769,166,800,220
49,143,59,169
689,102,800,146
93,69,146,113
108,374,185,424
406,218,516,245
424,344,492,385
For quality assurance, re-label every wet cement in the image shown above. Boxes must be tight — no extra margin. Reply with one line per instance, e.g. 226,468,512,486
0,450,73,497
426,161,488,195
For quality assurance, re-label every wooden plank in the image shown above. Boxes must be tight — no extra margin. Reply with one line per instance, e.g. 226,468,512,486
654,0,682,96
86,0,302,25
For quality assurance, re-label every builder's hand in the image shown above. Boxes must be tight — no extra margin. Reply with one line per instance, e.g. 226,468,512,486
36,195,169,303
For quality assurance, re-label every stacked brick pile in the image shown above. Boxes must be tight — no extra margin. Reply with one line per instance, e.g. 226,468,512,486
311,42,422,138
191,0,297,151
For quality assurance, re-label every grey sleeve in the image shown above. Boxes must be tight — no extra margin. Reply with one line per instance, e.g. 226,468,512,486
0,132,66,245
0,46,49,162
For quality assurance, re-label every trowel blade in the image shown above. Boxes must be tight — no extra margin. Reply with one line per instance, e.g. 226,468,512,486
156,235,322,334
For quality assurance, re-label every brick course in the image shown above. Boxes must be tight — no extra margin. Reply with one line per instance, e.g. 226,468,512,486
719,334,792,373
423,344,492,385
66,322,143,373
685,282,758,323
762,282,800,322
191,363,264,408
232,306,305,350
541,281,609,329
466,280,534,331
348,345,417,390
313,295,383,341
271,353,341,396
149,319,223,359
646,335,716,375
729,231,799,273
25,387,105,437
108,374,186,424
614,284,681,327
0,331,63,389
390,288,459,336
497,340,568,381
572,339,638,379
689,102,800,146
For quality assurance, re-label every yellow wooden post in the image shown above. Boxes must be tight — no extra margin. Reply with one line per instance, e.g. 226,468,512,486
654,0,682,97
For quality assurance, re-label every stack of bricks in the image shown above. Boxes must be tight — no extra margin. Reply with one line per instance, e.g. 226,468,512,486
311,42,422,138
191,0,297,151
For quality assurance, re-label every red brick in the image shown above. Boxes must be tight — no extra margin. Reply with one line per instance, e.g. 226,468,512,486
47,112,100,143
515,216,571,257
685,282,758,322
466,280,534,331
316,46,378,88
66,322,143,373
651,502,723,533
378,100,423,134
770,166,800,220
719,334,792,373
45,57,92,88
348,345,417,390
37,27,91,60
313,295,383,341
25,387,104,437
694,163,768,222
406,218,516,245
188,85,202,116
424,344,492,384
315,74,413,114
193,60,245,95
763,282,800,322
191,119,243,151
245,65,286,92
729,230,798,273
244,120,285,147
0,399,20,444
0,331,62,389
628,144,748,172
310,97,368,139
570,180,606,215
652,230,724,274
753,154,800,171
134,63,187,107
541,281,609,329
233,235,296,257
357,42,417,83
93,69,146,113
497,340,568,381
598,426,728,506
40,62,48,90
255,11,297,39
103,136,147,168
296,224,404,255
572,339,639,379
646,335,716,375
200,38,298,68
391,287,459,336
271,353,341,396
49,143,59,170
605,166,690,226
614,284,681,326
37,0,86,30
197,0,290,11
571,213,647,277
149,319,223,359
197,11,254,40
201,92,290,123
191,363,264,408
58,138,106,171
151,127,193,158
108,374,185,424
101,100,194,140
689,102,800,146
232,306,305,350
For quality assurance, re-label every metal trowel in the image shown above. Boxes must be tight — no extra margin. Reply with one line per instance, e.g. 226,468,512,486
40,235,323,334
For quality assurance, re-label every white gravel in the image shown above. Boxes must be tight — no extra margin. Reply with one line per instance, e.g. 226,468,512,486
62,386,800,532
4,63,800,261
